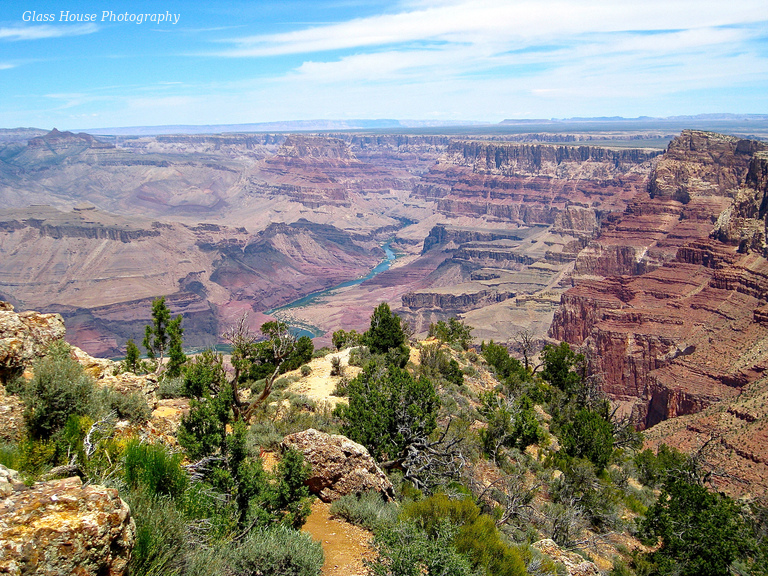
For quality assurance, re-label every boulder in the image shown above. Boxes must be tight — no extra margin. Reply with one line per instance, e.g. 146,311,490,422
281,428,396,503
532,539,600,576
0,302,66,382
0,464,23,498
0,474,135,576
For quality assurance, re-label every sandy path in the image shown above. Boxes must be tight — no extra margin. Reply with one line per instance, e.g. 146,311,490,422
285,347,360,409
303,500,374,576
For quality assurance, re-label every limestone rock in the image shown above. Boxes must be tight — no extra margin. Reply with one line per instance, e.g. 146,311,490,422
0,383,25,442
281,428,395,503
69,345,159,408
0,475,135,576
0,464,23,498
533,539,600,576
0,302,66,382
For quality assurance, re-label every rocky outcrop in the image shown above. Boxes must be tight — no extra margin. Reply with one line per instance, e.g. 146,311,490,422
713,151,768,255
411,140,657,227
0,302,65,382
446,141,661,176
0,382,25,442
27,128,115,151
649,130,765,203
0,465,23,498
532,539,600,576
421,225,525,253
642,371,768,499
0,474,135,576
281,429,396,503
573,132,767,279
0,216,160,243
402,288,515,312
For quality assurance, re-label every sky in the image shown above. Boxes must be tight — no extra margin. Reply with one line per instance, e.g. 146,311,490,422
1,0,767,130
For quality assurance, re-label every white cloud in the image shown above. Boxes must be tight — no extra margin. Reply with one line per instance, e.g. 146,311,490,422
0,24,98,41
215,0,766,57
0,63,15,70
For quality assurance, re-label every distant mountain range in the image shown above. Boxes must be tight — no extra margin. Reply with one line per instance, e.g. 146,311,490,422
73,119,490,136
3,113,768,139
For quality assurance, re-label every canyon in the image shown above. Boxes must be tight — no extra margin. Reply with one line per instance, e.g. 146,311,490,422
0,127,660,356
3,124,768,493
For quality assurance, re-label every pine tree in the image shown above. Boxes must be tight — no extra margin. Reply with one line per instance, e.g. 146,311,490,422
364,302,406,354
142,296,184,375
123,339,140,373
166,316,186,378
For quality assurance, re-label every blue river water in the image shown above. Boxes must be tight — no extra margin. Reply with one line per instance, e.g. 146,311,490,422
267,242,397,338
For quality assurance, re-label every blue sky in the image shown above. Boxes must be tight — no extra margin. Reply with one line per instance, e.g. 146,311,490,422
1,0,767,129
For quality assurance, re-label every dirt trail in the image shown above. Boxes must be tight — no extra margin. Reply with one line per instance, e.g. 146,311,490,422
303,500,373,576
283,349,373,574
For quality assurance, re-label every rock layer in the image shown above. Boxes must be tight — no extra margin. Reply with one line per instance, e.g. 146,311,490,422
552,131,768,429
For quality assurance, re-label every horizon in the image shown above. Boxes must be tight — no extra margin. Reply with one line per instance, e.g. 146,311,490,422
1,1,767,130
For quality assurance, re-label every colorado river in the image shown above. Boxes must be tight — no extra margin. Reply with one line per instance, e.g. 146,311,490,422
267,242,397,337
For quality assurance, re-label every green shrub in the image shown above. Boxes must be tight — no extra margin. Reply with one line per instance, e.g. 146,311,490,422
124,487,186,576
330,490,399,532
332,329,363,351
180,481,238,540
4,376,26,396
479,392,543,461
157,376,186,399
92,387,151,423
428,318,474,350
229,525,324,576
403,493,527,576
420,344,464,386
455,513,527,576
332,376,349,396
402,493,481,533
0,439,58,478
23,341,95,440
368,520,476,576
335,363,438,462
560,408,614,472
123,440,188,499
634,444,690,488
300,364,312,377
364,302,407,355
286,392,316,411
249,420,286,450
347,346,370,367
551,458,621,532
639,475,753,576
0,443,20,470
184,349,227,399
330,356,343,376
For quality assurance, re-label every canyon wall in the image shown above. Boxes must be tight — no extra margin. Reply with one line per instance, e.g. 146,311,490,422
551,131,768,429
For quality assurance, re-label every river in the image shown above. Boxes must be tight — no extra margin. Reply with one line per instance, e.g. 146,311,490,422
267,241,397,338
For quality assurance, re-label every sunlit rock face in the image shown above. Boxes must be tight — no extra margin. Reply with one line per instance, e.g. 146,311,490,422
551,131,768,430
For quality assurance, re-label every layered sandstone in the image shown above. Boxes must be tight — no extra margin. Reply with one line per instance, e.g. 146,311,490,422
575,131,768,277
402,286,516,313
552,132,768,429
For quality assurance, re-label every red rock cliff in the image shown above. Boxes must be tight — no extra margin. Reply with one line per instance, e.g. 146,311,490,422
551,132,768,429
